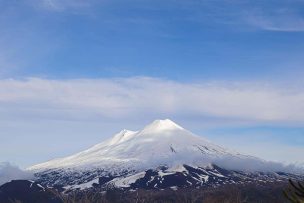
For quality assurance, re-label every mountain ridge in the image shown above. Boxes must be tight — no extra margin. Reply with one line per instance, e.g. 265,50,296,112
27,119,303,192
28,119,248,171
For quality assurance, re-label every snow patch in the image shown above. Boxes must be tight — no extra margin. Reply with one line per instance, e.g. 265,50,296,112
113,172,146,188
64,178,99,190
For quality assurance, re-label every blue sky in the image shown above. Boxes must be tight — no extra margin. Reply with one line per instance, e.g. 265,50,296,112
0,0,304,168
2,0,304,80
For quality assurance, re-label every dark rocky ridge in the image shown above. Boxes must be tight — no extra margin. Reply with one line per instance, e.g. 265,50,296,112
0,180,61,203
34,164,303,193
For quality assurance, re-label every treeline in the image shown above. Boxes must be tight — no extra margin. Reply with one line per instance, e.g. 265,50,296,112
8,180,304,203
57,182,289,203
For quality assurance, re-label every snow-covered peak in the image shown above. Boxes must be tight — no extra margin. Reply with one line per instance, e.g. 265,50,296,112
28,119,257,172
107,129,137,146
140,119,184,133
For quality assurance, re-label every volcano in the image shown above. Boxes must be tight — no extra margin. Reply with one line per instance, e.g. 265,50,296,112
28,119,302,192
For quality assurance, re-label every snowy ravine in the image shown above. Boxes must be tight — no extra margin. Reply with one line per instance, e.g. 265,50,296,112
28,119,303,192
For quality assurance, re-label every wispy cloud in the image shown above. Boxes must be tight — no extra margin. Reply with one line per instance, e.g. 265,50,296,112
184,0,304,32
36,0,98,11
0,162,33,186
9,0,304,32
0,77,303,125
245,9,304,32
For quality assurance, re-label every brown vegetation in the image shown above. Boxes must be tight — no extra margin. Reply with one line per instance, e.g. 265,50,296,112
53,182,289,203
284,179,304,203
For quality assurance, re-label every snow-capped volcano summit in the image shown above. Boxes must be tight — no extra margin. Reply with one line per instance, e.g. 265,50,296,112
28,119,302,192
141,119,184,132
29,119,241,171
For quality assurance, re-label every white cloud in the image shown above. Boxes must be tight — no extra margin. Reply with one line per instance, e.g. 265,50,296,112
0,77,303,125
246,13,304,32
37,0,98,11
0,162,33,186
238,2,304,32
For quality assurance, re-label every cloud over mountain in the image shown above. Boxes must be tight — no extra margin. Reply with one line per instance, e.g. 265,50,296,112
0,77,303,125
0,162,33,186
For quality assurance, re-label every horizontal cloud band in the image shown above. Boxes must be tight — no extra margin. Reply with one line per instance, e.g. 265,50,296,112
0,77,303,124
